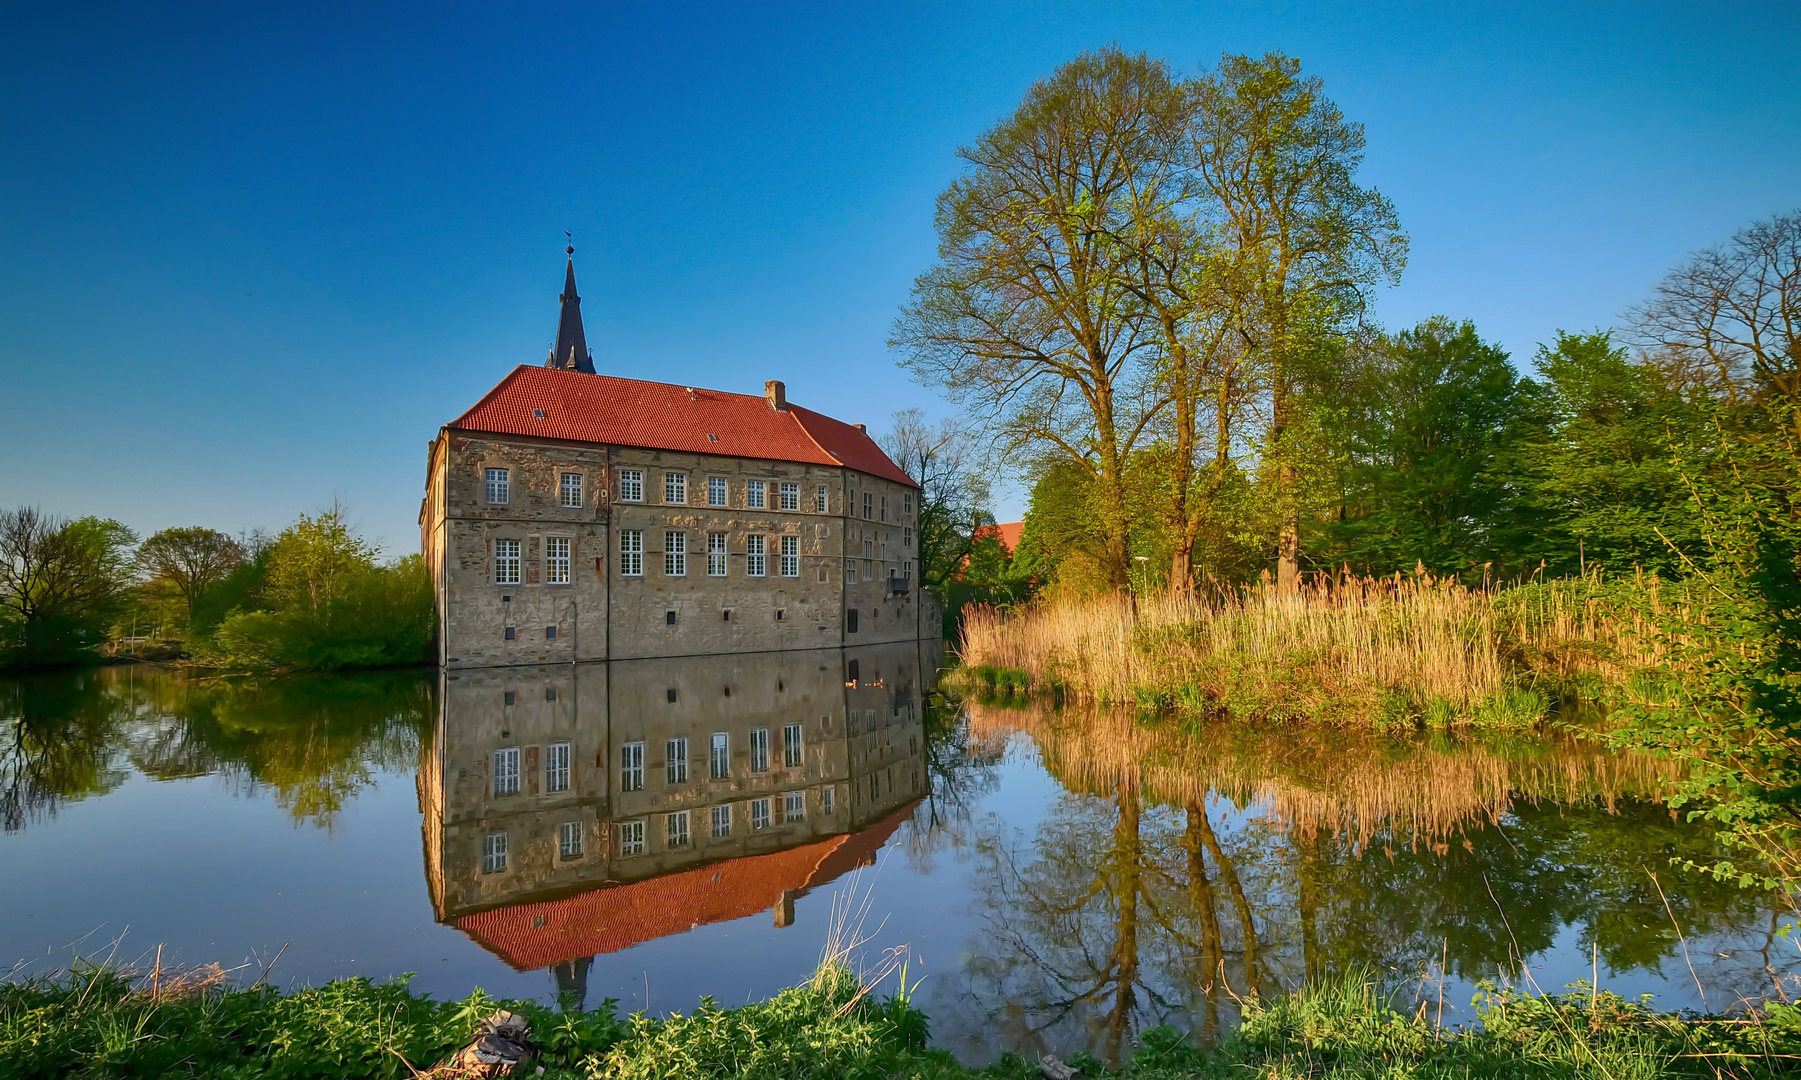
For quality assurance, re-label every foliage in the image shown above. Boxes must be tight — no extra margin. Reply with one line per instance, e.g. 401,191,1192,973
0,508,138,671
205,555,433,671
135,526,245,625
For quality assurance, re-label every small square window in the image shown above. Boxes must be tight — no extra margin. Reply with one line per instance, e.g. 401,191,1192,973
504,626,516,641
666,687,678,703
775,608,785,622
665,610,677,626
546,625,557,639
503,691,515,706
546,687,557,702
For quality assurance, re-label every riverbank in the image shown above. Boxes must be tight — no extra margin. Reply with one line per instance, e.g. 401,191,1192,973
956,574,1669,727
6,961,1797,1079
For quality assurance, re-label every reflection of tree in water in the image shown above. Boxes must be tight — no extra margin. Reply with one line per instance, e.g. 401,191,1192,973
903,692,1006,874
935,699,1797,1064
0,666,430,832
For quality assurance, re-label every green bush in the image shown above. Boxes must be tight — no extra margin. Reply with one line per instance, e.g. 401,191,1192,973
203,558,433,671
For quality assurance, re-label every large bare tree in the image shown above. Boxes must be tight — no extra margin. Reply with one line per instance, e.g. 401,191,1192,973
1190,54,1407,589
1,508,137,653
879,408,991,593
894,48,1190,589
137,526,245,624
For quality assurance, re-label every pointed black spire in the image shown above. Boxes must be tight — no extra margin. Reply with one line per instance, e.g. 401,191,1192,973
546,243,595,374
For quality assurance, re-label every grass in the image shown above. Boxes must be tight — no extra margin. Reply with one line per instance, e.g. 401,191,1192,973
957,572,1674,727
5,956,1798,1079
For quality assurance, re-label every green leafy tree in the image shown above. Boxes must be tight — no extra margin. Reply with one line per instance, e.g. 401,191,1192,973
265,507,377,614
135,526,245,627
0,508,137,669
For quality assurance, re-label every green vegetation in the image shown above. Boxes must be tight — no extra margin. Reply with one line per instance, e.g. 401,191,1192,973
6,963,1797,1079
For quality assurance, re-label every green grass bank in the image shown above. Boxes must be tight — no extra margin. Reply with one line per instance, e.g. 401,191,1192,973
6,962,1801,1079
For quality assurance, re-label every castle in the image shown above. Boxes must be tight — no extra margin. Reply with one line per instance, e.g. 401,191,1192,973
421,251,934,668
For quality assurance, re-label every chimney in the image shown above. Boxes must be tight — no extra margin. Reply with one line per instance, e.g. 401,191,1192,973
853,423,866,433
764,380,787,411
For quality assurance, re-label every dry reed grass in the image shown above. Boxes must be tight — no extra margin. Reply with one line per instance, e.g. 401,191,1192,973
967,698,1679,848
960,572,1670,725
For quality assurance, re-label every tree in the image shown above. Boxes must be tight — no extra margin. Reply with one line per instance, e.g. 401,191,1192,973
136,527,245,626
879,409,990,595
1190,54,1407,588
0,508,137,668
264,506,377,615
894,48,1190,589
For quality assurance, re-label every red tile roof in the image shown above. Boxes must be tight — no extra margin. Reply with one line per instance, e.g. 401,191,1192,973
974,521,1024,554
454,801,918,971
449,366,917,488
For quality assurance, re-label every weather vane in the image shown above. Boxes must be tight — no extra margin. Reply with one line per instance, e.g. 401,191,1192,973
565,230,573,256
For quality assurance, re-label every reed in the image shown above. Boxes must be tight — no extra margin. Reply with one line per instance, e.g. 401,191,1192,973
958,572,1666,726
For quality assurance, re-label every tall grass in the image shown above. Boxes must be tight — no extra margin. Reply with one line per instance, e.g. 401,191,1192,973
959,573,1668,726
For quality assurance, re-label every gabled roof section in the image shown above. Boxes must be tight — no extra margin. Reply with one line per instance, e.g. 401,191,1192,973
450,366,917,487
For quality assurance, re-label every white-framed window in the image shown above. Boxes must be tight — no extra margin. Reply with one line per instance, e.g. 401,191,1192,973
560,472,583,508
545,742,570,793
711,804,732,837
620,741,644,792
903,527,912,549
746,480,766,509
485,468,509,505
816,486,828,513
823,785,835,814
710,732,729,779
619,530,642,576
494,539,521,585
619,819,646,856
749,727,770,773
785,791,805,820
619,470,643,502
708,476,727,507
666,737,688,784
707,532,727,577
665,473,687,504
902,492,913,516
863,492,873,519
664,531,686,576
482,832,508,873
746,535,765,577
666,809,690,848
750,797,771,830
783,722,803,767
779,482,799,511
546,537,571,584
493,747,520,796
559,821,583,859
779,535,799,577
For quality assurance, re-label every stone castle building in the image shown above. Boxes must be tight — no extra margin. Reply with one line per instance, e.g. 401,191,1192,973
422,253,935,668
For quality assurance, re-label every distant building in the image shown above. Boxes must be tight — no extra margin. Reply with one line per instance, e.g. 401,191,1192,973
421,252,937,668
972,521,1023,554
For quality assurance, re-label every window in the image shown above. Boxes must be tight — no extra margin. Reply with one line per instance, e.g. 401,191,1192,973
783,722,803,767
785,791,805,820
504,691,515,706
903,527,912,550
619,470,643,502
751,797,771,830
863,492,873,519
620,741,644,792
880,495,887,521
482,832,508,873
780,535,799,577
619,819,646,856
666,810,690,847
559,821,583,859
816,486,828,513
495,539,521,585
665,473,687,504
710,733,729,778
708,476,727,507
711,804,732,837
779,483,799,511
749,727,770,772
707,532,727,576
546,625,557,639
746,535,766,577
863,539,874,559
664,531,686,576
546,537,571,584
560,472,583,507
847,609,858,633
823,786,835,814
845,559,857,583
666,737,688,784
747,480,766,509
493,748,520,796
504,626,516,640
619,530,642,576
546,687,557,702
902,493,913,516
546,742,570,793
485,468,509,504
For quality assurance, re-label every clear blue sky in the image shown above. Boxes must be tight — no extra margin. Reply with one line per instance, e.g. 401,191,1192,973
3,1,1797,550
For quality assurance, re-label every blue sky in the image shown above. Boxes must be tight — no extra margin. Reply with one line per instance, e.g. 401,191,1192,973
3,1,1797,549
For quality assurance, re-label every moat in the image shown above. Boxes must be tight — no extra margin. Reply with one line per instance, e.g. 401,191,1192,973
4,651,1797,1065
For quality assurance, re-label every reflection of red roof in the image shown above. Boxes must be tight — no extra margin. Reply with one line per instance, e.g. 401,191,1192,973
973,522,1023,554
455,802,919,971
450,367,917,488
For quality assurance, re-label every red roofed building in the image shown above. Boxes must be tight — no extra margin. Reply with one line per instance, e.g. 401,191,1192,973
422,252,939,667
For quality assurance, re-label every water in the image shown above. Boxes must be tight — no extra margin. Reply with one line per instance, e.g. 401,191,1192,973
3,648,1796,1065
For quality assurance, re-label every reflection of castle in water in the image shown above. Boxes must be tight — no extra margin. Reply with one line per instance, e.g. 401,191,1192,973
420,641,937,999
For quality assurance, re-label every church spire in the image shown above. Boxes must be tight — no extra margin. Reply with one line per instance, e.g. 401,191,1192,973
546,242,595,374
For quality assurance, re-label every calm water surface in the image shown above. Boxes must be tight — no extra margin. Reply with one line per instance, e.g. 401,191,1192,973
4,647,1796,1064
